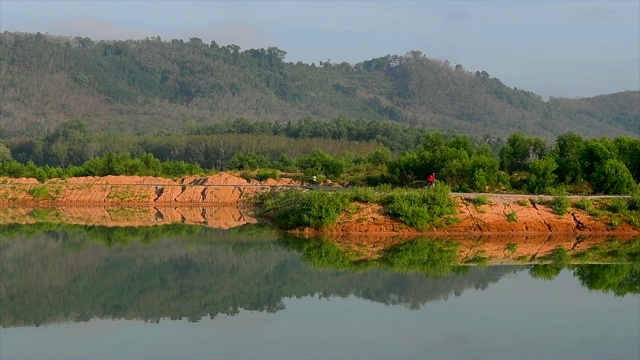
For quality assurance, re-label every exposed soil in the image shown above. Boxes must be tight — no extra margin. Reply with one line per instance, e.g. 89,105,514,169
1,173,637,237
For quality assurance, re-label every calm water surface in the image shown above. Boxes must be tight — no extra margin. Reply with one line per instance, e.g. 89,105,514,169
1,225,638,359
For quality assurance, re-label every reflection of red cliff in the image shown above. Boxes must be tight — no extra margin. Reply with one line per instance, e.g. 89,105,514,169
0,205,259,229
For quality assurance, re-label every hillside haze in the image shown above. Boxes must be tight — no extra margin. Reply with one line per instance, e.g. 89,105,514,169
0,32,638,140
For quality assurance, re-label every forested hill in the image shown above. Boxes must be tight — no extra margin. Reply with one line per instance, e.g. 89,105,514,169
0,32,638,140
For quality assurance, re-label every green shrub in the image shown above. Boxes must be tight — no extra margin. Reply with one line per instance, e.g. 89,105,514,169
382,185,457,230
607,198,629,213
572,197,593,211
28,186,55,200
347,187,378,203
472,195,489,206
255,168,279,181
258,189,350,230
551,195,570,215
506,211,518,222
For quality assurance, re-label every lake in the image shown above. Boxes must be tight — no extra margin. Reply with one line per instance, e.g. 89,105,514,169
1,223,638,359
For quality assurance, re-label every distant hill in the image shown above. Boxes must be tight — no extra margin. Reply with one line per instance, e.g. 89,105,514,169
0,32,638,140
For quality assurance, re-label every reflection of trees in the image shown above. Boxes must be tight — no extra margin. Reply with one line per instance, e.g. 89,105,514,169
1,228,521,327
382,237,460,277
528,239,640,296
572,264,640,296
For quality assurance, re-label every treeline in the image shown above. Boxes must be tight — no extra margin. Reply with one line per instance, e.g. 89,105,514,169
387,131,639,195
1,117,639,194
1,32,638,140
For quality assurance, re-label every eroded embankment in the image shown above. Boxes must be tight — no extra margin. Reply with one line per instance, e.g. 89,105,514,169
0,173,298,204
1,174,637,236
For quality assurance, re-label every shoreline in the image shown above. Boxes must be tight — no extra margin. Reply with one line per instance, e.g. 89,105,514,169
1,173,638,236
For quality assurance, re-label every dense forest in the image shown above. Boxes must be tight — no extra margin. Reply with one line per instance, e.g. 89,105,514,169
0,32,638,141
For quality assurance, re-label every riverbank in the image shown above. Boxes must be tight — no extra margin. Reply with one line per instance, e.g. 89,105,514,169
1,173,638,235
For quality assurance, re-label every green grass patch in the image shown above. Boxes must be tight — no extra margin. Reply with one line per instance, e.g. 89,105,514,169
27,185,55,201
506,211,518,222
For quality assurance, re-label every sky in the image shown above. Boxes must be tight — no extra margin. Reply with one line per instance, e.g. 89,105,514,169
1,0,639,99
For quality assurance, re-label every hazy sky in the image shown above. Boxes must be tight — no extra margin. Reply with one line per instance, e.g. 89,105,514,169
1,0,639,99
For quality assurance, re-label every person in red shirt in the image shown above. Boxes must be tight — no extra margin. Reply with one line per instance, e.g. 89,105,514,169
426,173,436,187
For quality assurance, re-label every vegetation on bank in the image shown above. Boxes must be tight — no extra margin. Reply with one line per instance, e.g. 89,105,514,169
256,185,458,231
2,120,638,195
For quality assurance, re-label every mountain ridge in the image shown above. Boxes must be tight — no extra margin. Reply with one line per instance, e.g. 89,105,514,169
0,32,637,140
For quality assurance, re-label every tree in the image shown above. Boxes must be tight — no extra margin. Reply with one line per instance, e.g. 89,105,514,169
499,132,547,172
552,132,585,184
526,156,558,194
295,150,347,179
580,138,617,180
0,143,12,162
591,159,636,195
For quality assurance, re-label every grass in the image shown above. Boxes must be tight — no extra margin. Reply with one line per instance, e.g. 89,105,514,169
472,195,489,206
515,199,529,207
27,185,56,201
551,195,570,215
506,211,518,222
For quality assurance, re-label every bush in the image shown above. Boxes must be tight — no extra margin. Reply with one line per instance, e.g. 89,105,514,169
572,197,593,211
347,187,379,203
255,168,278,181
258,189,350,230
551,195,570,215
607,198,629,213
383,185,457,230
506,211,518,222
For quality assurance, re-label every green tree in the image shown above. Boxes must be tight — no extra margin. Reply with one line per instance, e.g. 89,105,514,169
552,132,585,184
526,156,558,194
580,138,617,180
591,159,636,195
499,131,547,172
295,150,347,178
0,143,12,161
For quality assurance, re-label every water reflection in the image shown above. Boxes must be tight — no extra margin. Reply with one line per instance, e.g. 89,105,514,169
1,223,638,328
